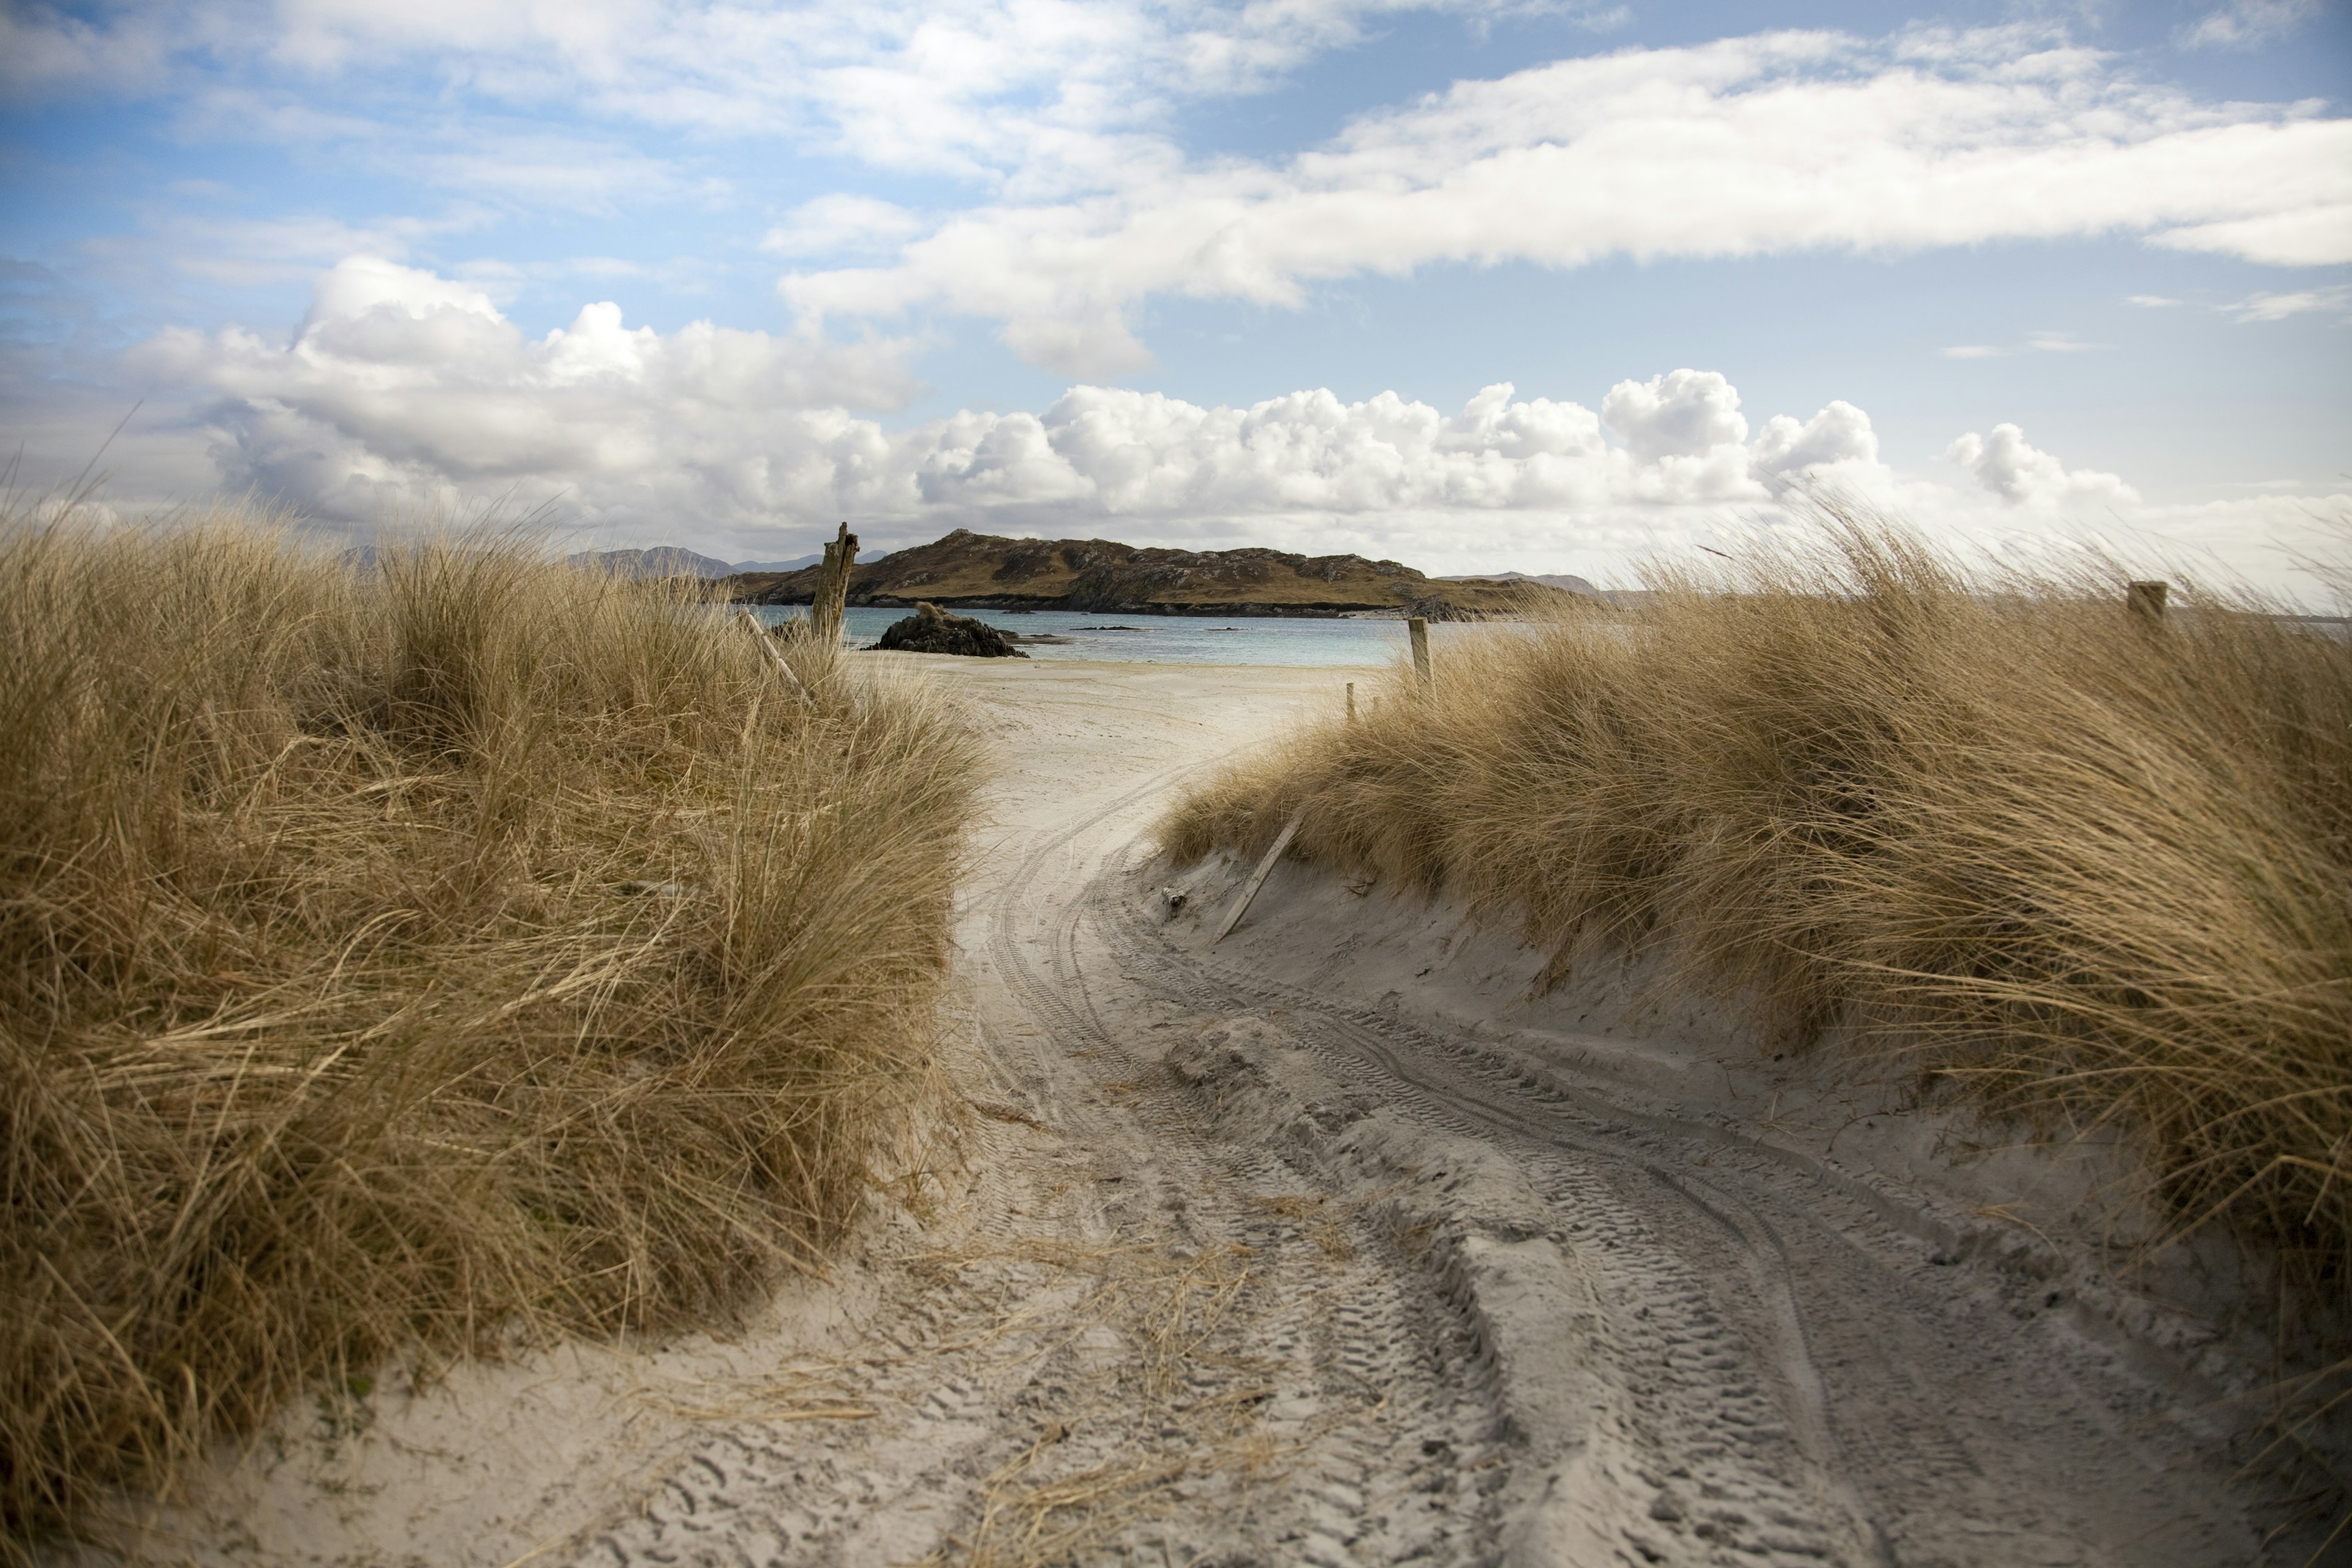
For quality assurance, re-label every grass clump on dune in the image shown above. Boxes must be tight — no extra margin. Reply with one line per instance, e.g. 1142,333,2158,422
0,507,981,1547
1161,512,2352,1276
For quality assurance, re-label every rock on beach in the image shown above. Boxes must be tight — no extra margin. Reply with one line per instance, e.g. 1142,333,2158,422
869,601,1029,658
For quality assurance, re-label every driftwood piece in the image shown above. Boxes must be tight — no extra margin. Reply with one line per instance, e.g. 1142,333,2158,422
742,609,815,708
1213,807,1306,944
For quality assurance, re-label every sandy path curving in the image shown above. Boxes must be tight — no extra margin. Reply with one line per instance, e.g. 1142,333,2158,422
566,655,2318,1568
575,658,1526,1567
113,657,2324,1567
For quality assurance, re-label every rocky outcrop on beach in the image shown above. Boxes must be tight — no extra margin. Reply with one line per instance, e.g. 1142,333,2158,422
869,601,1029,658
726,529,1579,618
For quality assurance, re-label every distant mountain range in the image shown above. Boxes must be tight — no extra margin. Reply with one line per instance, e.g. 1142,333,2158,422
565,547,889,577
720,528,1593,619
565,546,738,578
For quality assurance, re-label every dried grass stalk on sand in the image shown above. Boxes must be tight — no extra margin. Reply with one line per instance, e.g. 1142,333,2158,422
1159,508,2352,1284
0,508,981,1550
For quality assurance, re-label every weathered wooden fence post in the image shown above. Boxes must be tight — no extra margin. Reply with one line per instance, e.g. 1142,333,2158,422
811,521,859,647
1345,682,1356,722
2127,580,2169,620
1408,616,1433,698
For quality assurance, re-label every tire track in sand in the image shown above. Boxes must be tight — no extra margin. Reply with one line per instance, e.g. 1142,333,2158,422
581,723,1525,1567
572,659,2272,1568
1096,834,2274,1567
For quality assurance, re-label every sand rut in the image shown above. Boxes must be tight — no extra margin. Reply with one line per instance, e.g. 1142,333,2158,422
578,684,1512,1567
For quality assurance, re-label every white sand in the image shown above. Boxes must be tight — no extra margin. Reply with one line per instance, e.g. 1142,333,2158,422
79,656,2328,1567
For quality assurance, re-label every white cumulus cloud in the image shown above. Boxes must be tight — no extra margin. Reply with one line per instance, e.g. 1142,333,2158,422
135,257,923,530
1751,400,1878,488
1946,423,2139,509
133,260,1912,552
895,375,1888,519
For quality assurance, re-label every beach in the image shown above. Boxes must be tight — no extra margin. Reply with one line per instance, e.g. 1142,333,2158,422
118,654,2318,1568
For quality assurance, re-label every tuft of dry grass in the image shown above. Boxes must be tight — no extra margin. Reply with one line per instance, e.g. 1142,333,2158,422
0,504,981,1549
1161,507,2352,1277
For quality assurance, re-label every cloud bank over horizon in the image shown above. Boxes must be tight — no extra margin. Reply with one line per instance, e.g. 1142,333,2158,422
116,255,2340,593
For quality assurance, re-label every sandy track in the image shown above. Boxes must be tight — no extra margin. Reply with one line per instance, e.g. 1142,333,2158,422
578,661,1520,1566
568,657,2316,1568
128,658,2320,1567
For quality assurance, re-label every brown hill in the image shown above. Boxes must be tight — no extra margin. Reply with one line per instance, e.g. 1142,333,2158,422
723,529,1570,619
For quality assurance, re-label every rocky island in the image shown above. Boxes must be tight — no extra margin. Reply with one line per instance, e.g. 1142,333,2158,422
723,528,1576,619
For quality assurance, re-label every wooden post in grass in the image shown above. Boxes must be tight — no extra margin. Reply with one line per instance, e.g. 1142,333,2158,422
1408,616,1433,698
1346,682,1356,722
2128,580,2169,621
811,522,859,648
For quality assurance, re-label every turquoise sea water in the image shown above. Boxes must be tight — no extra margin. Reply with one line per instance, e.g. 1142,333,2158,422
746,605,1408,666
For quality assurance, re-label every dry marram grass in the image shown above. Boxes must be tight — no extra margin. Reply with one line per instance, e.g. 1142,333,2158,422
1161,513,2352,1278
0,508,981,1549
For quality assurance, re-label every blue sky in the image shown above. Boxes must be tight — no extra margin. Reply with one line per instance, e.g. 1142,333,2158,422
4,0,2348,588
